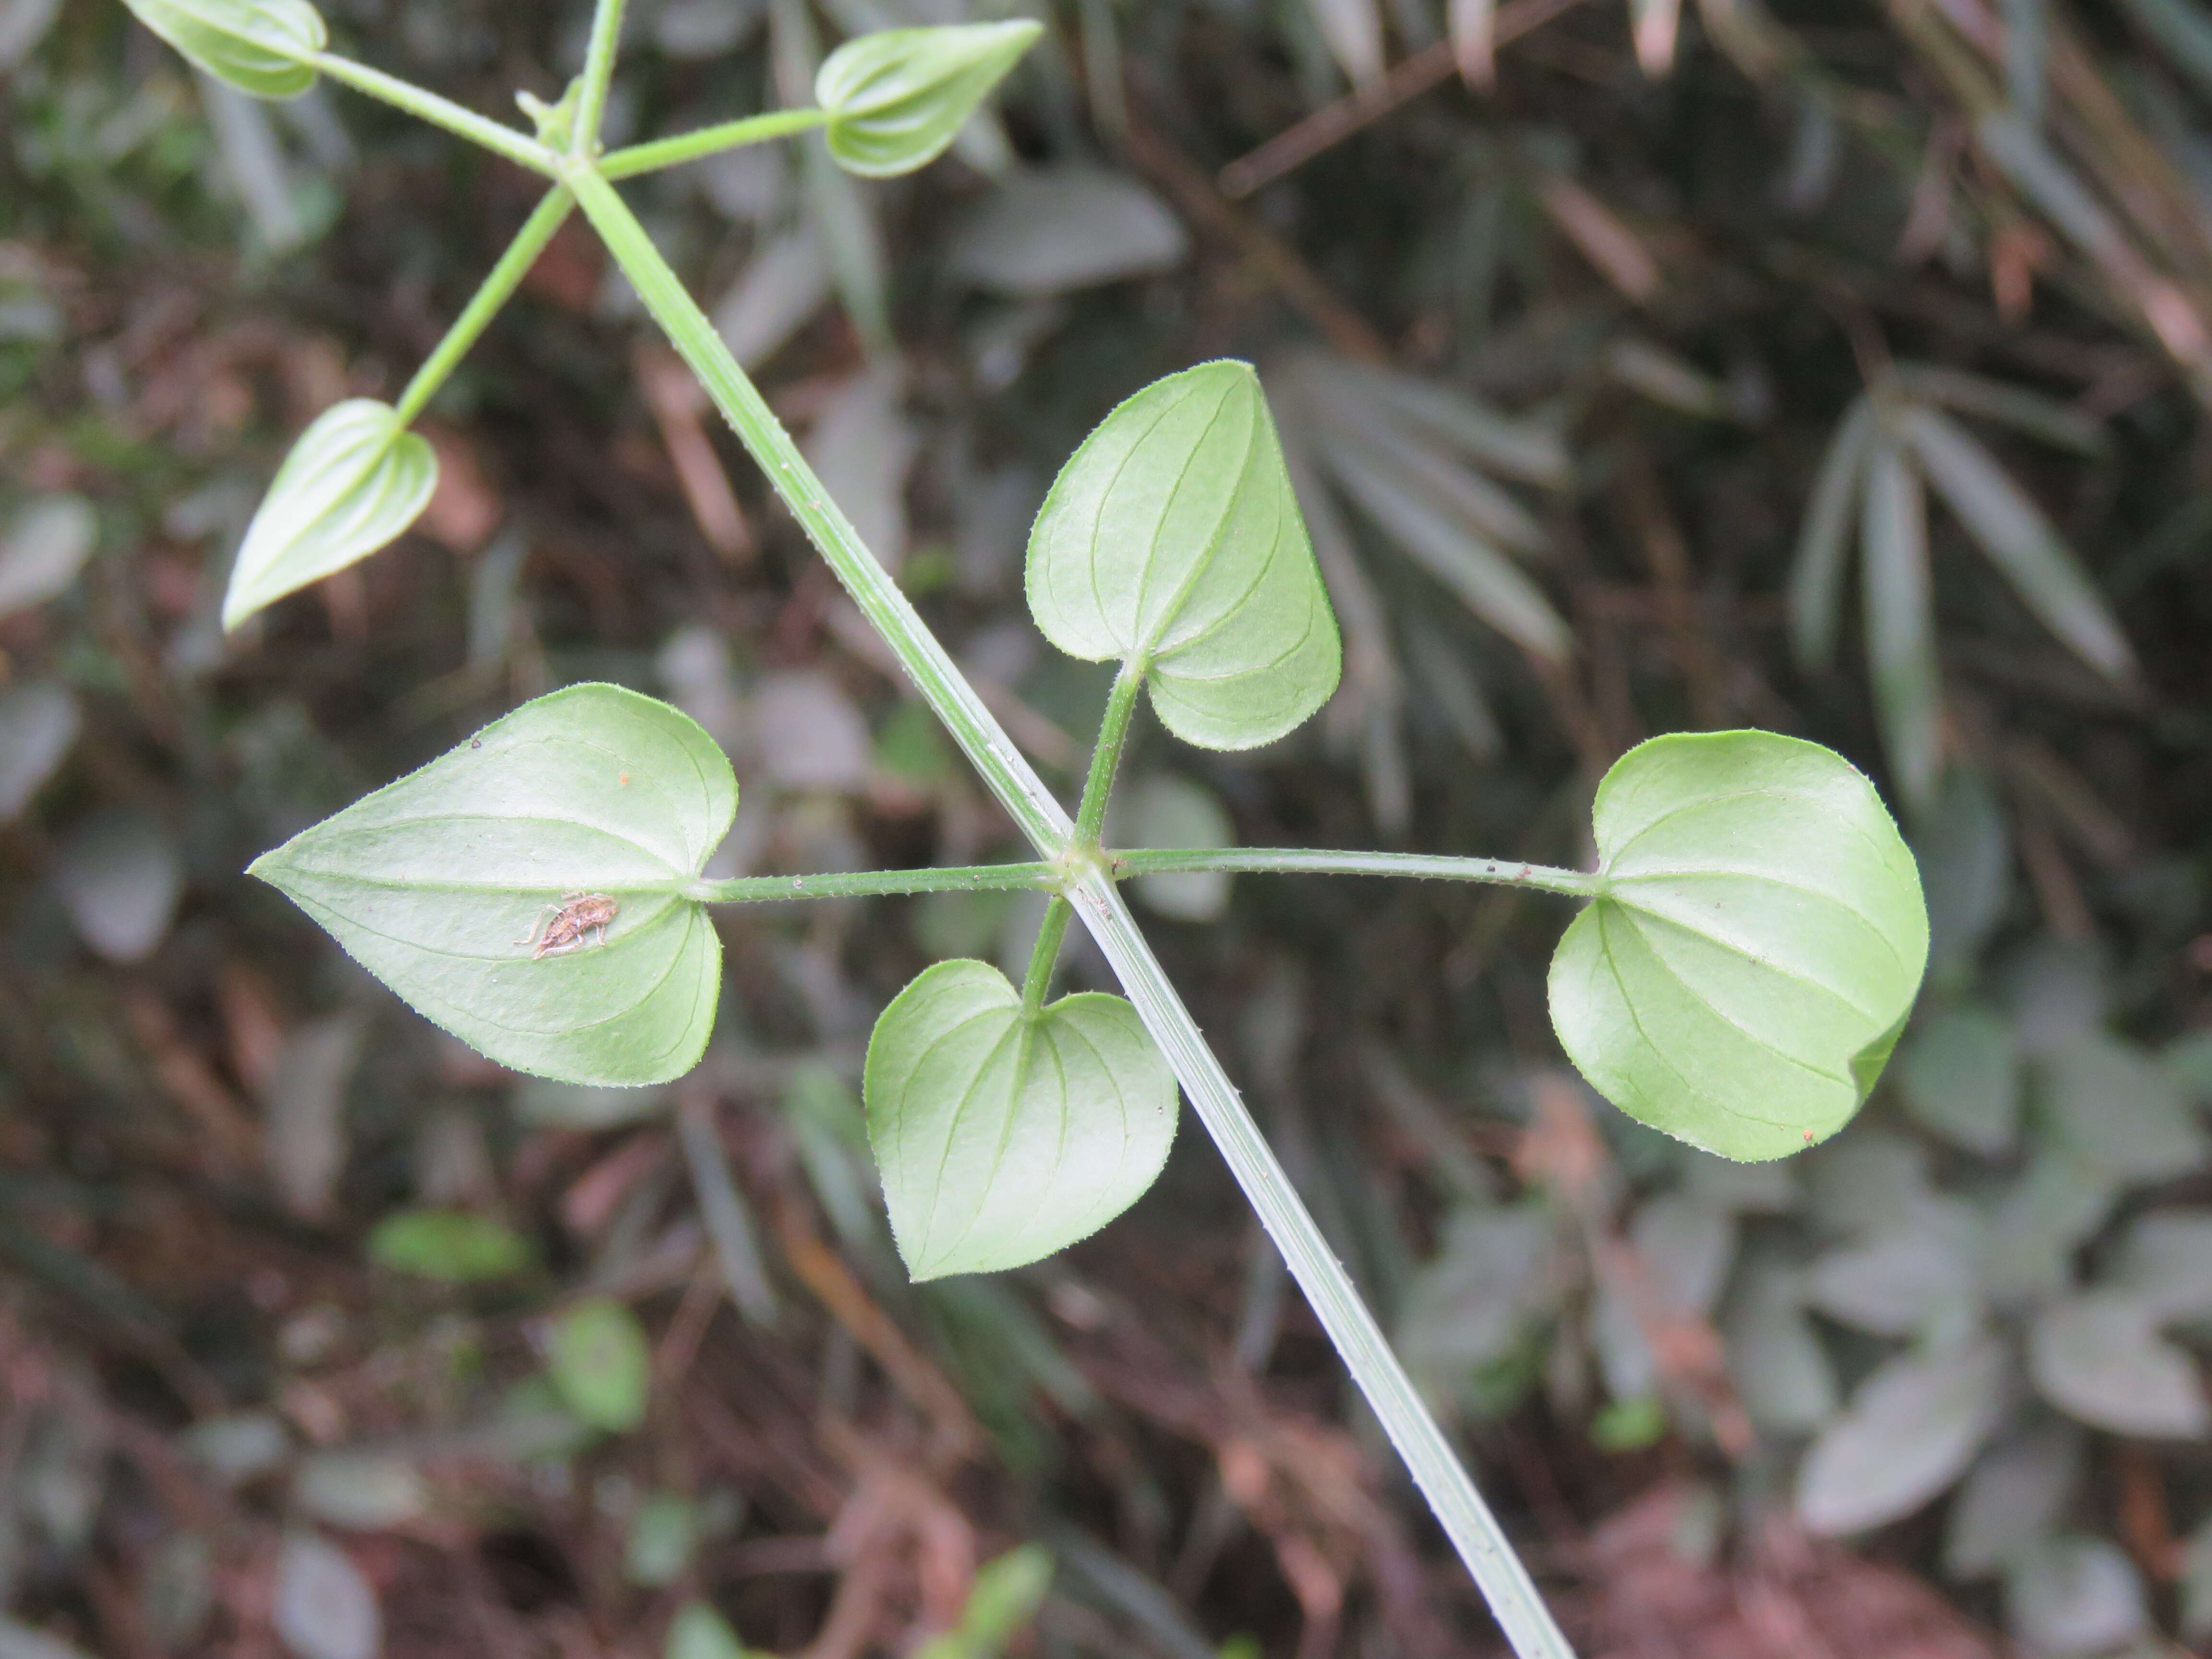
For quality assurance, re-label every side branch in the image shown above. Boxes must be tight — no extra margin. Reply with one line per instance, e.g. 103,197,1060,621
310,53,558,175
1106,848,1598,897
601,109,830,178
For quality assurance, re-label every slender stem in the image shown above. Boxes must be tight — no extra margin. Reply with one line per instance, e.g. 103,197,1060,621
571,0,630,157
1066,871,1576,1659
1021,899,1075,1017
601,108,830,179
393,187,575,427
309,53,557,176
1107,848,1599,897
693,864,1057,903
576,155,1576,1659
566,165,1071,852
1075,662,1145,849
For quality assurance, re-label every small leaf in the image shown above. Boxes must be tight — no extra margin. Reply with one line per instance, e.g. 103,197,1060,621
52,809,182,963
865,960,1177,1280
2113,1209,2212,1319
1116,772,1236,922
271,1534,380,1659
917,1544,1053,1659
1861,439,1941,817
291,1452,428,1530
1026,361,1342,751
2029,1291,2209,1438
367,1210,531,1284
248,684,734,1087
1945,1423,2081,1580
625,1493,698,1587
666,1601,749,1659
1787,397,1872,673
946,166,1189,296
1804,1195,1983,1336
1901,404,2135,681
2004,1536,2149,1656
1795,1338,2008,1535
0,681,80,821
224,400,437,631
121,0,324,97
2035,1034,2206,1182
1721,1255,1838,1434
546,1296,651,1432
1896,1007,2020,1155
0,493,97,618
1547,730,1930,1161
815,22,1042,179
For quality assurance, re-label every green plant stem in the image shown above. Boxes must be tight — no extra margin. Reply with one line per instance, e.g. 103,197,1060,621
1109,848,1599,896
572,0,630,156
693,864,1057,903
565,165,1071,852
1076,662,1144,848
1066,869,1575,1659
1021,900,1074,1017
570,159,1577,1659
601,108,830,179
393,187,575,427
309,54,556,175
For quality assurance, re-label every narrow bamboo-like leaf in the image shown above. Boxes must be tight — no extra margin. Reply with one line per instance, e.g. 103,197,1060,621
1450,0,1498,85
1630,0,1683,75
1026,361,1343,750
1548,730,1930,1161
121,0,325,98
223,399,437,630
1861,439,1942,817
864,960,1178,1280
1894,363,2103,455
248,684,734,1087
1900,405,2136,681
815,21,1042,179
1788,396,1873,673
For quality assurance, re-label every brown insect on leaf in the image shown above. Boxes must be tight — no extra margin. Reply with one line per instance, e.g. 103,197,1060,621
517,891,619,958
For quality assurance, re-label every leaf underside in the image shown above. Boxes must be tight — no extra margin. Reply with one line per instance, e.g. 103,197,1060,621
1026,360,1342,751
126,0,326,98
224,399,437,631
250,684,736,1086
865,959,1178,1280
815,21,1041,179
1549,730,1930,1161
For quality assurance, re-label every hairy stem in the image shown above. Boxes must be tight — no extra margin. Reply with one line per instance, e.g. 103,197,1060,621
310,53,556,175
394,187,575,427
1108,848,1599,896
601,108,830,179
1021,900,1074,1017
1076,661,1145,848
570,159,1576,1659
1067,871,1575,1659
692,865,1057,903
572,0,630,156
566,166,1071,851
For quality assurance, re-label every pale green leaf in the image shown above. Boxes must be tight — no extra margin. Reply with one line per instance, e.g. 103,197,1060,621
1026,361,1343,750
1721,1255,1838,1434
915,1545,1054,1659
815,22,1042,179
121,0,325,98
1945,1424,2081,1580
2030,1290,2209,1437
366,1209,531,1284
1893,363,2104,455
666,1601,749,1659
546,1296,651,1432
0,681,80,821
1115,772,1236,922
2005,1536,2149,1656
224,399,436,630
864,960,1177,1280
248,684,734,1087
1861,439,1941,817
1901,405,2136,680
1896,1006,2020,1155
1547,730,1930,1161
1787,397,1872,673
0,493,97,618
1795,1337,2008,1535
2035,1034,2207,1182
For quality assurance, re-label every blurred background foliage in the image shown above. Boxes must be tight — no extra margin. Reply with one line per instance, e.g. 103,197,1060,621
7,0,2212,1650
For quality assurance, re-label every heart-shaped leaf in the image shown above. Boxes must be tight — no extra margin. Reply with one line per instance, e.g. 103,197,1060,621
249,684,734,1086
1548,730,1929,1162
815,21,1042,179
1026,361,1341,750
224,399,437,630
122,0,325,98
864,959,1177,1280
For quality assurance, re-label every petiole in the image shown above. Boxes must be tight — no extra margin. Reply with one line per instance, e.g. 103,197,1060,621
1106,847,1600,897
688,864,1058,903
308,52,559,175
392,185,577,427
600,108,831,179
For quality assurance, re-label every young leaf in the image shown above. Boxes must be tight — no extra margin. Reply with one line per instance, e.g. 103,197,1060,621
1026,361,1343,750
1547,730,1930,1162
1861,440,1941,817
1795,1338,2008,1535
248,684,734,1087
815,21,1042,179
224,400,437,631
367,1209,531,1284
864,960,1178,1280
121,0,325,99
546,1296,652,1432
